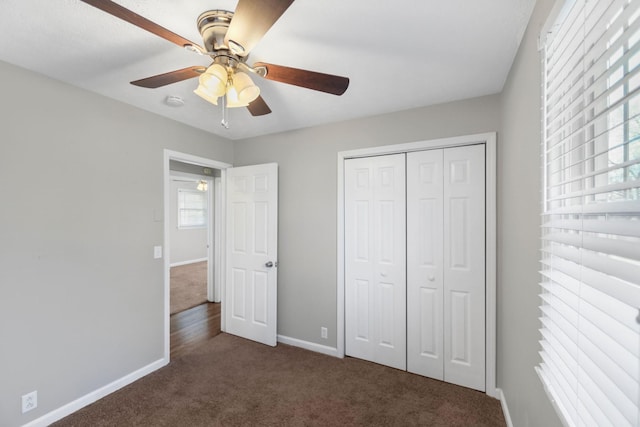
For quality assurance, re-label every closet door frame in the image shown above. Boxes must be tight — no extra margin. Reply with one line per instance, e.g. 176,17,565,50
337,132,497,398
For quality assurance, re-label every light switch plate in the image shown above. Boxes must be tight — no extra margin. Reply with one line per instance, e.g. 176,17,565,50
153,246,162,259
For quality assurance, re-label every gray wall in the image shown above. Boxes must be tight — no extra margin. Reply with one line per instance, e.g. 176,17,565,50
233,94,501,346
498,0,562,425
0,60,233,426
169,179,208,265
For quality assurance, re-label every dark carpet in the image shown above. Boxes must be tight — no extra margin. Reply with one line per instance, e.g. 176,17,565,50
53,333,506,426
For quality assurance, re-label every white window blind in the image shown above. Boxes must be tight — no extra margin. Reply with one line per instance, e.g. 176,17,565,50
539,0,640,426
178,189,207,229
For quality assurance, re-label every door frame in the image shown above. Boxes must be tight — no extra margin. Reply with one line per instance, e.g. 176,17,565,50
163,150,231,361
336,132,497,397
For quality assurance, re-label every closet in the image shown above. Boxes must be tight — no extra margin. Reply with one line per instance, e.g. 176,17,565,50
344,144,486,392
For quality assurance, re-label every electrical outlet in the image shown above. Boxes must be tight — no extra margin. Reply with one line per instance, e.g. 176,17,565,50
321,327,328,339
22,391,37,414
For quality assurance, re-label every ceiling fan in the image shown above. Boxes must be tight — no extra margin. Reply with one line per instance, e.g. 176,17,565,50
79,0,350,127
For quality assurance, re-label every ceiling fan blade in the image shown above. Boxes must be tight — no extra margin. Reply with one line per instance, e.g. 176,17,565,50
254,62,349,96
224,0,295,55
130,66,206,88
80,0,203,50
247,96,272,116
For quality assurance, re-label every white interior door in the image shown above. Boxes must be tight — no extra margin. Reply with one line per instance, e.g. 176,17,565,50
345,154,406,370
443,144,485,391
225,163,278,346
407,149,445,379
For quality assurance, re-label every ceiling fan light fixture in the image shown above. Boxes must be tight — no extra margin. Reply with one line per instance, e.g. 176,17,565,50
232,71,260,104
196,180,208,192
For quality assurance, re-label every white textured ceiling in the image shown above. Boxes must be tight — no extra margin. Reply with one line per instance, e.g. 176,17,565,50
0,0,536,140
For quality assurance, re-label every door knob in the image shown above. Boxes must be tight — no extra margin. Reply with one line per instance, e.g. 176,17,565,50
428,275,435,282
265,261,274,268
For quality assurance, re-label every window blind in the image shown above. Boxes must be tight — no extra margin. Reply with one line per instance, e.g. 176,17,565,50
178,189,207,228
539,0,640,426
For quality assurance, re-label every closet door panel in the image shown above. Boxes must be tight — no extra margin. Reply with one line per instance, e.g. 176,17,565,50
345,154,406,370
345,161,375,362
407,149,445,379
443,144,485,392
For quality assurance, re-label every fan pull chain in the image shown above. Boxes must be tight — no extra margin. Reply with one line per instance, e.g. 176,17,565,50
220,92,229,129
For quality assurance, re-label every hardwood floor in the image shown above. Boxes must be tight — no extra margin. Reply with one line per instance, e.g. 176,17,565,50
170,302,221,359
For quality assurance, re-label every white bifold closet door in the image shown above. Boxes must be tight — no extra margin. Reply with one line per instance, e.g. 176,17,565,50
345,145,485,392
344,154,407,370
407,145,485,391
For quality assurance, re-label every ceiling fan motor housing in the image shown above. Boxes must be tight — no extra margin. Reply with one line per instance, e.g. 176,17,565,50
197,10,234,54
197,10,250,74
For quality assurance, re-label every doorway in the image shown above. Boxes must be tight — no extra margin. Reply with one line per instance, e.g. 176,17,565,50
169,172,212,315
163,150,232,361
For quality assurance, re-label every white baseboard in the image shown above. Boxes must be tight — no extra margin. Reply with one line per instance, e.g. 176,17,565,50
22,357,168,427
170,258,207,267
497,388,514,427
277,335,339,358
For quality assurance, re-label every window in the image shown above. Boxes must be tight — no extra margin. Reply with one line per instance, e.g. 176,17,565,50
539,0,640,426
178,188,207,229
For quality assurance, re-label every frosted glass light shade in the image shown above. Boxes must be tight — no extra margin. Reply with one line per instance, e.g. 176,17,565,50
232,71,260,104
226,86,249,108
194,84,219,105
199,64,227,97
